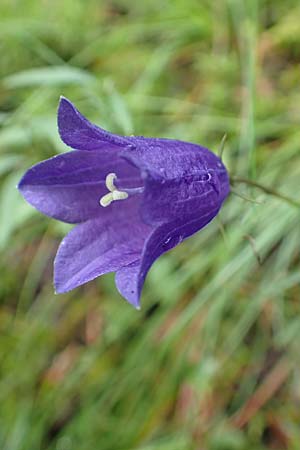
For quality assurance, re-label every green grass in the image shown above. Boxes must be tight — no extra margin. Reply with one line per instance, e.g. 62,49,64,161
1,0,300,449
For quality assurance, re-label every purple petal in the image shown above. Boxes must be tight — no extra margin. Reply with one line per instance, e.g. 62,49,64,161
58,97,132,151
54,199,151,294
115,261,141,309
122,138,230,225
18,150,141,223
116,207,219,307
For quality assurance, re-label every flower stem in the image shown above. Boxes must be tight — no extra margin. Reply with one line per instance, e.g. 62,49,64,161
218,133,227,161
230,176,300,209
231,188,263,205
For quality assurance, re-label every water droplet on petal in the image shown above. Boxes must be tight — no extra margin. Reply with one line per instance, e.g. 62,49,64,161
162,234,183,249
164,236,172,245
200,172,211,181
58,160,66,169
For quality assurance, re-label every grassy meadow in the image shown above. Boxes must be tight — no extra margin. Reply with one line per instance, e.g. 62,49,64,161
1,0,300,449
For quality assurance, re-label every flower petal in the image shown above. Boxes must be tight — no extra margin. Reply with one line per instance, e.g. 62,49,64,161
18,150,141,223
54,199,151,294
58,97,132,151
115,261,141,309
116,207,219,307
121,137,230,225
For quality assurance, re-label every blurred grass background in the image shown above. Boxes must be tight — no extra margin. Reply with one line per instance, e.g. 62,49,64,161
1,0,300,449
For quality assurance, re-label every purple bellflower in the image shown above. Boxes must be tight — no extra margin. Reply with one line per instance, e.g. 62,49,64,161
18,97,230,309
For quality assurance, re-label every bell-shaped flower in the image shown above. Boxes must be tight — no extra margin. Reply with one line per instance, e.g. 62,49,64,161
18,97,230,308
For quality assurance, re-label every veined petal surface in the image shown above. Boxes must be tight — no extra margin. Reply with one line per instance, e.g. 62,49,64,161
58,97,132,151
18,150,141,223
122,138,229,225
116,207,220,307
54,199,152,294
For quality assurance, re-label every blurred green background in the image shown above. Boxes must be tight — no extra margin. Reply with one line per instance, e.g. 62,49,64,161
1,0,300,449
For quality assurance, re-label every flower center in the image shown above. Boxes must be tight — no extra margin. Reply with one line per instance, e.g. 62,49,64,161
99,173,143,207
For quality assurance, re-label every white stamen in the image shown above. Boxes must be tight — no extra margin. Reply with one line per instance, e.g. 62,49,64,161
106,173,117,192
100,192,114,207
99,172,129,207
112,190,128,201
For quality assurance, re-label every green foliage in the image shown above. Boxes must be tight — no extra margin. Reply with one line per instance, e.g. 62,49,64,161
1,0,300,449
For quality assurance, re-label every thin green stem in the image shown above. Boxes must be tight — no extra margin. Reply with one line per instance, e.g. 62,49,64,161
231,188,263,205
218,133,227,161
244,234,263,265
230,176,300,209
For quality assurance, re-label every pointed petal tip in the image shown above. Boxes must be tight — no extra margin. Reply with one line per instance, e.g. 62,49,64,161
17,171,32,200
53,279,71,295
53,282,62,295
124,297,141,310
53,261,70,295
17,178,23,192
124,292,141,310
54,284,70,296
17,168,31,192
115,261,146,310
53,258,69,295
17,169,27,189
57,96,76,122
58,95,73,108
58,95,132,151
